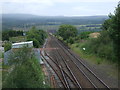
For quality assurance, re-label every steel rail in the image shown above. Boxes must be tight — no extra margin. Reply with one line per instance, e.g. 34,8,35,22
49,41,71,89
55,40,95,89
55,38,97,89
45,52,81,88
40,50,67,88
56,37,111,89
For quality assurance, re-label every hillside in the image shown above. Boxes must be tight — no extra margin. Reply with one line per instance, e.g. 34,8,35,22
2,14,108,30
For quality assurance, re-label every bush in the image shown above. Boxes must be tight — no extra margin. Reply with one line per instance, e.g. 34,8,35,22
27,38,39,48
3,58,45,88
80,30,116,62
33,39,40,48
66,37,74,44
4,42,11,52
79,31,93,39
2,47,49,88
97,43,111,58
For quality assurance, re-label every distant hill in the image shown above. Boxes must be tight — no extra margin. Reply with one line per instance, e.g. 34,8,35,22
2,14,109,30
2,14,40,20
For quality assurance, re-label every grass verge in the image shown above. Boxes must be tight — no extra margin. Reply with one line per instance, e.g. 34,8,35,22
70,43,118,78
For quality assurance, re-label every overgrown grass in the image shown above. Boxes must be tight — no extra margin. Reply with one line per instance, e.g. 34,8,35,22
70,42,117,65
70,43,118,78
9,36,26,43
70,43,104,65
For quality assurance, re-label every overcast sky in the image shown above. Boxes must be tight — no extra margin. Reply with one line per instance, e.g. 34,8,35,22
1,0,119,16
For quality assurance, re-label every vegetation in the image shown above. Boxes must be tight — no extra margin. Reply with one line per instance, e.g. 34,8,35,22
26,26,47,48
4,42,12,52
3,14,108,30
0,52,2,58
2,30,23,41
56,3,119,64
102,4,120,63
2,26,48,88
79,31,115,62
9,36,26,43
58,24,77,40
2,47,49,88
78,31,93,39
57,24,77,44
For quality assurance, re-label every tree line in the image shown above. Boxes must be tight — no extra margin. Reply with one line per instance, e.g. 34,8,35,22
2,30,23,41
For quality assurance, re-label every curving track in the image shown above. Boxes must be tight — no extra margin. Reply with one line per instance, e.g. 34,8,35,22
41,34,111,89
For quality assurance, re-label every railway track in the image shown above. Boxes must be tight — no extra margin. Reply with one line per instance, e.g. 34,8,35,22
45,52,80,88
41,34,110,89
41,43,79,88
42,42,81,88
56,37,110,89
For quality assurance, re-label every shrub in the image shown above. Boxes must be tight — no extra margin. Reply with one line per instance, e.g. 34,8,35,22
66,37,74,44
4,42,11,52
80,30,116,62
79,31,93,39
3,47,48,88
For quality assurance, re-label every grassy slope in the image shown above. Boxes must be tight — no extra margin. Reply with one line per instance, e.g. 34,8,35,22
70,43,118,78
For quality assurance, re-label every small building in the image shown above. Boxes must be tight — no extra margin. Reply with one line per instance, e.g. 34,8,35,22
12,41,33,48
4,41,44,65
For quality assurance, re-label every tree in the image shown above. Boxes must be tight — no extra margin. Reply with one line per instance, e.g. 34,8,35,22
58,24,77,40
102,2,120,62
102,19,111,30
26,26,47,48
28,38,39,48
2,30,23,41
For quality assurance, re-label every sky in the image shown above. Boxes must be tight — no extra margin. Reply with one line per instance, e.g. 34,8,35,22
1,0,119,16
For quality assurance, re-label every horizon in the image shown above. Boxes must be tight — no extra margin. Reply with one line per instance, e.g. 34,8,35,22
2,13,108,17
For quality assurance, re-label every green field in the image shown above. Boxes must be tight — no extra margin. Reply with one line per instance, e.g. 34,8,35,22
36,25,59,31
35,24,102,32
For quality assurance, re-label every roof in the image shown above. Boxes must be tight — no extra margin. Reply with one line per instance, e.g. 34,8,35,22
12,41,33,46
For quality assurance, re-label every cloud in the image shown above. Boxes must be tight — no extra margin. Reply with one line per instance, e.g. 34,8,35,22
54,0,119,3
1,0,53,6
1,0,119,3
1,0,118,16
